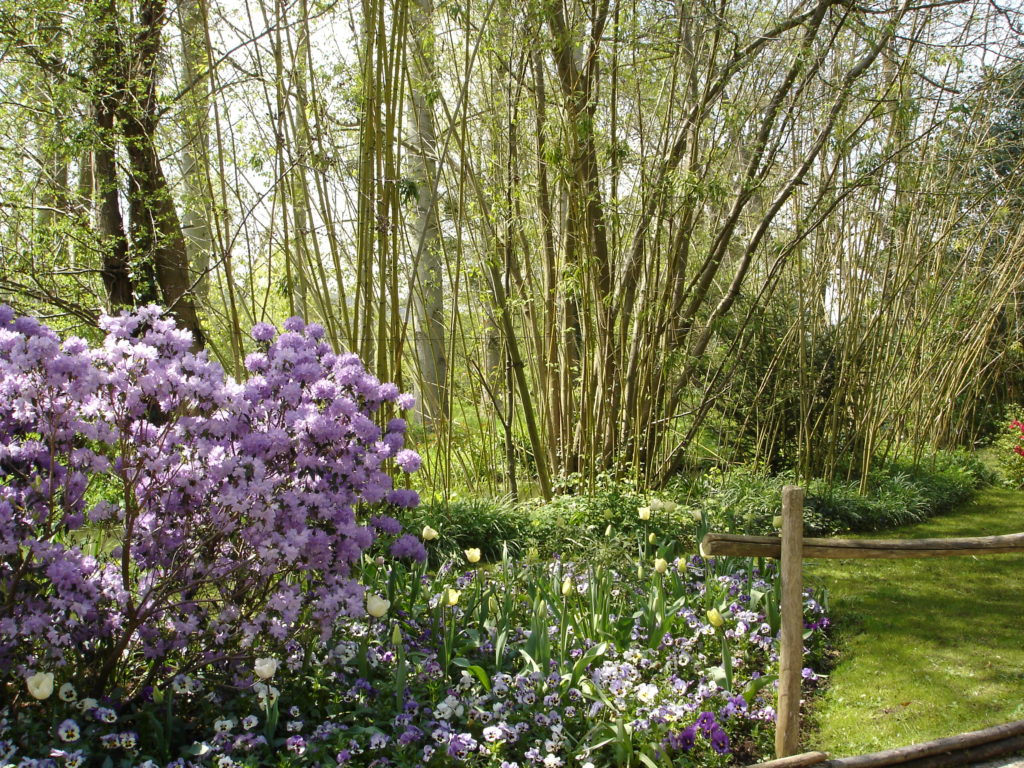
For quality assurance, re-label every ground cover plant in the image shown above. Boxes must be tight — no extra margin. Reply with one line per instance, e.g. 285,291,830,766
0,309,833,767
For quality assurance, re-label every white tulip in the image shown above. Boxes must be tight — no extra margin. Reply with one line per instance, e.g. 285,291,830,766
26,672,54,700
253,657,279,680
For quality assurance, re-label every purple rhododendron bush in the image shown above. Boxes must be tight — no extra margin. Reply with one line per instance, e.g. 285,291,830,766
0,307,832,768
0,305,420,694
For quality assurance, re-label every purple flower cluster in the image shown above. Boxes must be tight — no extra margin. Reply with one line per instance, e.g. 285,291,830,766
0,307,421,688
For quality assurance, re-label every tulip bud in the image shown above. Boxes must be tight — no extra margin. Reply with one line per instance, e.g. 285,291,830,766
648,532,656,544
561,578,573,596
772,515,783,529
422,525,439,541
391,623,402,645
366,594,390,618
690,510,702,523
638,506,651,521
488,595,499,613
654,558,668,574
604,524,613,537
707,608,725,628
26,672,54,700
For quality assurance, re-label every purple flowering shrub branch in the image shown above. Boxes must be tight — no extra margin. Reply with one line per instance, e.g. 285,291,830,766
0,306,421,697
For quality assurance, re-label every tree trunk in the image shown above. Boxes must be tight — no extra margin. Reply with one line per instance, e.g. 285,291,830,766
120,0,206,346
91,0,134,308
177,0,214,303
408,0,449,423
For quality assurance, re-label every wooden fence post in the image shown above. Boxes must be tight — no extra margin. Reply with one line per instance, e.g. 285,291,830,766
776,485,805,758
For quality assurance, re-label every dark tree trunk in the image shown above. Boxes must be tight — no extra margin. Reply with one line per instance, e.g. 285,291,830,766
91,0,134,308
119,0,206,346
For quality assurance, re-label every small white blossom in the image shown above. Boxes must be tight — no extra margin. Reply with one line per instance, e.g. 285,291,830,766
25,672,54,700
77,697,98,712
635,683,658,704
253,658,279,680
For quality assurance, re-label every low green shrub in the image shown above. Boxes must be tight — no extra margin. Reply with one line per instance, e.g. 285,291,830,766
522,474,700,565
399,449,989,565
695,448,989,537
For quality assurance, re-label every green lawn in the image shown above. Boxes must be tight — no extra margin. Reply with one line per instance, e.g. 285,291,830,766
805,487,1024,756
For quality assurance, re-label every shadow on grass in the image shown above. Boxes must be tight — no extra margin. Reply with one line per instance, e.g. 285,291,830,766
804,487,1024,756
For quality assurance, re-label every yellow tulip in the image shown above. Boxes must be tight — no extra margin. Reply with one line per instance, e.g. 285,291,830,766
561,578,573,596
422,525,439,541
707,608,725,628
464,548,481,563
638,506,651,521
445,588,461,606
654,558,668,574
366,594,391,618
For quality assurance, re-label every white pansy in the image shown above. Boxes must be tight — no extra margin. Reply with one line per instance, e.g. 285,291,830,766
635,683,658,704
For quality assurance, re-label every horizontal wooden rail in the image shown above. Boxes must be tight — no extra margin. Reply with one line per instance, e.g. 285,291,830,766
747,751,829,768
700,531,1024,559
824,719,1024,768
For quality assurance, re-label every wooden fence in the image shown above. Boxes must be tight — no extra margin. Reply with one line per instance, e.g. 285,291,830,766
699,486,1024,763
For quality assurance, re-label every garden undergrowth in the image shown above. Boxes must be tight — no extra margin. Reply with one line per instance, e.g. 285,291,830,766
804,486,1024,756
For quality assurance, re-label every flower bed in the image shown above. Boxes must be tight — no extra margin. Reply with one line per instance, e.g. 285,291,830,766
3,548,829,767
0,308,830,767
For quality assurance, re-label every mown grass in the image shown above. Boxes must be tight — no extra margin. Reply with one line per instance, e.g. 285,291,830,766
805,487,1024,756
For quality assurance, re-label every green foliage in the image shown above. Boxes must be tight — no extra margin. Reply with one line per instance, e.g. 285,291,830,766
696,449,989,537
395,497,531,565
991,407,1024,488
522,475,699,566
397,449,988,569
